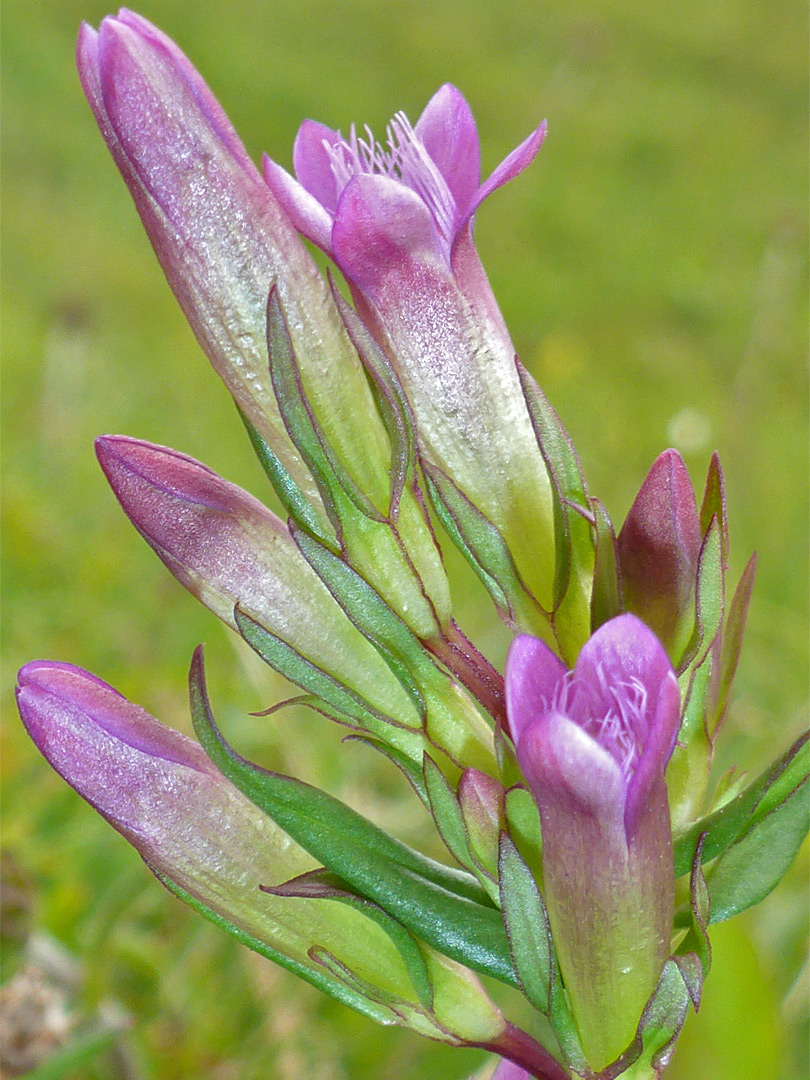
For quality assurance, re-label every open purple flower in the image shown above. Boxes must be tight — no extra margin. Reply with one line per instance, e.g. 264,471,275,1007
264,87,559,619
506,614,680,1070
262,83,546,270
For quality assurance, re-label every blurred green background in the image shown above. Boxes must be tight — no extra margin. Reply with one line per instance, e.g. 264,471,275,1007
2,0,807,1077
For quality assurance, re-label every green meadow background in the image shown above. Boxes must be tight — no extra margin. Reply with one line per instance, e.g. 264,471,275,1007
2,0,807,1077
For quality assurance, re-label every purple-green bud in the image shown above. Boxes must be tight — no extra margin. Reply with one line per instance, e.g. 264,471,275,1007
458,768,504,879
506,614,680,1070
95,435,420,736
618,449,702,665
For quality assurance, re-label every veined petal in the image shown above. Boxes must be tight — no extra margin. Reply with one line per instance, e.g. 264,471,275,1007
503,634,567,744
625,669,680,837
571,612,676,729
414,84,480,221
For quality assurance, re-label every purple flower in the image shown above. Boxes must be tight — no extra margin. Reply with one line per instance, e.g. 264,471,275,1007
618,449,703,664
264,87,558,616
506,614,680,1070
262,83,545,269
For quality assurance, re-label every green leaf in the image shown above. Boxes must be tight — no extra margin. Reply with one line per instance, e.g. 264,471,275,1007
706,776,810,922
498,833,553,1013
674,730,810,877
188,651,518,987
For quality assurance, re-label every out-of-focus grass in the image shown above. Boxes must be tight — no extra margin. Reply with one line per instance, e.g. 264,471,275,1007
2,0,807,1077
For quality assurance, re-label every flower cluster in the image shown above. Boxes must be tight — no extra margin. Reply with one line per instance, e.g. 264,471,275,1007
17,10,808,1080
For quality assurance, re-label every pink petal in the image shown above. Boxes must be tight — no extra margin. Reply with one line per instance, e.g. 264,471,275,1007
504,634,566,744
262,154,335,251
331,173,445,289
468,121,547,221
292,119,344,213
414,84,480,220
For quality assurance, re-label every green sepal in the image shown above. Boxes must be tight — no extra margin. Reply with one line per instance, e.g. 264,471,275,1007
504,786,543,882
261,868,433,1008
423,461,551,641
667,653,713,828
188,650,518,986
498,833,553,1014
290,524,429,714
699,453,728,565
151,868,399,1027
234,607,424,769
342,733,430,808
674,730,810,877
516,361,594,614
329,278,416,519
423,757,498,900
680,516,724,673
424,756,475,870
601,958,701,1079
237,405,337,550
711,553,756,737
675,835,711,976
590,496,622,633
267,284,386,524
703,773,809,923
291,524,496,771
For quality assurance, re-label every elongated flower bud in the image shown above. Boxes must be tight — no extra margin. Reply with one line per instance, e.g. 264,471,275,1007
78,12,451,643
16,661,506,1045
95,435,421,741
506,614,680,1070
618,450,702,664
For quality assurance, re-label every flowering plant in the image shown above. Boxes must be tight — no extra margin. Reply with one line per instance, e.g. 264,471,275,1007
16,10,808,1079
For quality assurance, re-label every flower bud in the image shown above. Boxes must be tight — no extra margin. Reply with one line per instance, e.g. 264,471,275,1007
617,450,702,664
95,435,420,739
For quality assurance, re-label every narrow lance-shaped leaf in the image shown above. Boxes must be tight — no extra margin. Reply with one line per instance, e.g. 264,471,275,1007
498,833,553,1014
188,649,519,987
673,730,809,877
